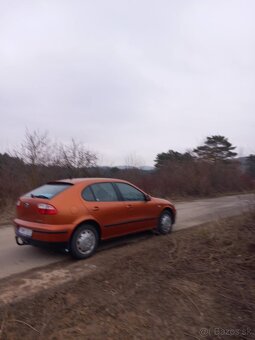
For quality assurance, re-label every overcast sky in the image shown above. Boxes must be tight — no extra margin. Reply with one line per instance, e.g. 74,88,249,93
0,0,254,165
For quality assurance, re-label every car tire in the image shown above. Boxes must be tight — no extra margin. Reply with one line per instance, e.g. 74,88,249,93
70,224,99,259
157,210,173,235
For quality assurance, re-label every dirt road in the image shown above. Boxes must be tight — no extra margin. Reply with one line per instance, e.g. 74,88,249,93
0,193,254,280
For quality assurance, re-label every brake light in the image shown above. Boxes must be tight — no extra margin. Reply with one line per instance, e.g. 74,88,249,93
16,200,21,207
37,203,58,215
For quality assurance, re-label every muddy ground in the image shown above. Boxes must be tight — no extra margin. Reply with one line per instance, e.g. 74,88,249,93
0,206,14,226
0,213,254,340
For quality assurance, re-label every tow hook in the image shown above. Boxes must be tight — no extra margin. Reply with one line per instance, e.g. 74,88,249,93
15,236,28,246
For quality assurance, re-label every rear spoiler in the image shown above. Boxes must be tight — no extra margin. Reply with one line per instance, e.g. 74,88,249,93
47,181,74,186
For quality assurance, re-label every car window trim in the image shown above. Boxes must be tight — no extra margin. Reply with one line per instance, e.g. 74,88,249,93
89,186,97,201
112,183,124,201
110,182,123,201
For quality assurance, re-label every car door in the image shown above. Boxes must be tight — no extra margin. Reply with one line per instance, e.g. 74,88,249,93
114,182,159,232
81,182,132,239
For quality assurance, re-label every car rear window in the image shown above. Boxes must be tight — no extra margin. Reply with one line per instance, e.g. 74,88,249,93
24,183,72,199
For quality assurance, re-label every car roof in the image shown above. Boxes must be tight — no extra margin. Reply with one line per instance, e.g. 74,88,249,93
54,178,129,185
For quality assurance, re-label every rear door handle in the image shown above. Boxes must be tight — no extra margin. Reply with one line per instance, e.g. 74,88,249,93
126,204,132,208
92,206,99,211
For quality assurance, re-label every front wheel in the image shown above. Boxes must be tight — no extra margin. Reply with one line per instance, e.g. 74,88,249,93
157,211,173,235
70,224,99,259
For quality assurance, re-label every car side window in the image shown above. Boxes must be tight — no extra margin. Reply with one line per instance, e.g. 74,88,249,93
82,186,96,201
116,183,145,201
91,183,119,202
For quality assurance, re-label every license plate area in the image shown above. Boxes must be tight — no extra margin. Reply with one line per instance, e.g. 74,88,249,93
18,227,33,237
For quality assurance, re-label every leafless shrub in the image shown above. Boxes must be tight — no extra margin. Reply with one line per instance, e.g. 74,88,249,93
111,158,254,199
0,130,254,210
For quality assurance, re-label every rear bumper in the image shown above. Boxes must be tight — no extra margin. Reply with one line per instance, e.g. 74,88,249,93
15,235,68,251
14,218,73,243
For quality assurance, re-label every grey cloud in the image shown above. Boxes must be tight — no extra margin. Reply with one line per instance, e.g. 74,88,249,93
0,0,255,164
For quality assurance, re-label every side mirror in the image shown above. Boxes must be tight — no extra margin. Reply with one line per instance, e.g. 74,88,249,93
145,194,151,201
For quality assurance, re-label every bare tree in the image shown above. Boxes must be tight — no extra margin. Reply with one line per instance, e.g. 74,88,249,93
14,129,52,185
57,138,97,177
16,129,52,166
124,152,144,169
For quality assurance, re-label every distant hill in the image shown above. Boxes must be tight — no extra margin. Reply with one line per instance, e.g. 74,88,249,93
237,157,248,171
116,165,154,171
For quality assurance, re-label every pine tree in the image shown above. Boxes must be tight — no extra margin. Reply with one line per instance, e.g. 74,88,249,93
154,150,193,168
193,135,237,162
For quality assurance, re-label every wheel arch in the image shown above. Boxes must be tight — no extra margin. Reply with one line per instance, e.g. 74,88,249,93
162,207,176,224
70,219,102,242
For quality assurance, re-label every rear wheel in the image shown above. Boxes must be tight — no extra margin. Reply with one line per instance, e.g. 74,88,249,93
70,224,99,259
157,210,173,235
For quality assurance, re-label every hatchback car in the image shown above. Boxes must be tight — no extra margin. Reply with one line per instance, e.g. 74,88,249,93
14,178,176,259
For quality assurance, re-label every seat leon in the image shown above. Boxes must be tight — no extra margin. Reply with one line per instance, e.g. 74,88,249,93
14,178,176,259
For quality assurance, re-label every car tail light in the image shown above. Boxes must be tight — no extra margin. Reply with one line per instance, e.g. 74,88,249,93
37,203,58,215
16,200,21,207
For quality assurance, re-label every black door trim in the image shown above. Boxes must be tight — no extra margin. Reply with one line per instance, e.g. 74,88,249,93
105,217,157,228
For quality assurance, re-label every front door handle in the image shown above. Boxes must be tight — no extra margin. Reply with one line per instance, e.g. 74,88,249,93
92,206,99,211
126,204,132,208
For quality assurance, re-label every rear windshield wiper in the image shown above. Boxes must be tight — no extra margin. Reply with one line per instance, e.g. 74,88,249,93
31,194,49,199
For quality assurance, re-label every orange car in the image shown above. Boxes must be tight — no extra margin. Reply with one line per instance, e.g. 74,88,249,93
14,178,176,259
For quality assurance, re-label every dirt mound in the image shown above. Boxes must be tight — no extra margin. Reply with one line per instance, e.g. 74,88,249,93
0,213,254,339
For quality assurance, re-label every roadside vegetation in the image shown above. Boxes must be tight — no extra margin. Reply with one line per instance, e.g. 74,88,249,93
0,212,254,339
0,130,254,215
